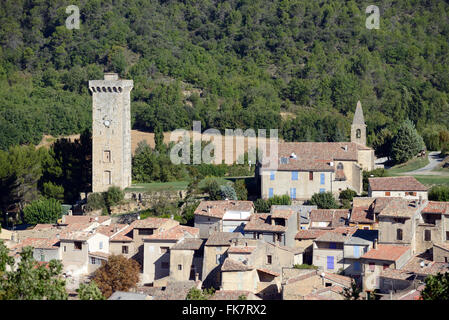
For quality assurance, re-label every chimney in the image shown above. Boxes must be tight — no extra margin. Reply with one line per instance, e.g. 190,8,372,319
373,239,378,249
344,145,348,151
68,210,73,216
418,195,422,205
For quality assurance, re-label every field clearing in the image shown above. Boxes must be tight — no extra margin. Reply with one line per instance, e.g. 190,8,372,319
387,157,429,175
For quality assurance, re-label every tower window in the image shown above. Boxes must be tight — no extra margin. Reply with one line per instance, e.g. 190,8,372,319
337,163,344,170
356,129,361,138
104,150,111,162
104,170,111,185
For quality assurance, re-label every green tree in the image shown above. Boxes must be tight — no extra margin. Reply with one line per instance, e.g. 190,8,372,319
186,287,215,300
391,120,426,164
0,246,67,300
342,279,363,300
203,180,222,200
339,189,357,202
77,281,105,300
23,198,63,225
234,179,248,200
85,192,107,212
92,255,140,298
220,184,237,200
421,272,449,300
428,186,449,202
105,186,124,208
308,192,339,209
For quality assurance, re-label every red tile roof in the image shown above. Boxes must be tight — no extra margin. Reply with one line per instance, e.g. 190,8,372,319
110,225,134,242
270,208,295,219
144,225,199,241
244,214,286,232
96,224,128,238
310,209,349,227
368,176,428,191
131,217,174,229
209,290,261,300
221,258,253,272
350,206,375,224
323,273,352,287
378,198,419,218
194,200,254,219
421,201,449,214
295,229,329,240
63,215,111,225
361,244,410,262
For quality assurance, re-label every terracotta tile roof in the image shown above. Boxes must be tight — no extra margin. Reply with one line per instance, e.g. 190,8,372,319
88,251,110,259
361,244,410,262
221,258,253,272
270,207,295,219
228,246,256,254
144,225,199,241
59,230,95,241
257,268,280,277
380,268,414,280
315,227,357,243
243,214,286,232
205,232,243,246
323,273,352,287
131,217,174,229
350,206,375,224
262,142,362,170
33,224,55,230
194,200,254,219
310,209,349,227
96,224,128,238
278,245,304,254
110,225,134,242
371,197,401,214
12,237,60,250
295,229,328,240
378,198,419,218
209,290,261,300
422,201,449,214
63,215,111,225
400,253,449,276
283,269,318,285
152,281,200,300
170,238,204,250
353,197,376,208
263,158,336,172
368,176,428,191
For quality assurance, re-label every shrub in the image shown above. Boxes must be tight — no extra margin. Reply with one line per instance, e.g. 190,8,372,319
293,264,318,270
105,186,124,208
428,186,449,201
234,179,248,200
23,198,63,225
220,184,237,200
339,188,357,201
308,192,339,209
85,192,106,211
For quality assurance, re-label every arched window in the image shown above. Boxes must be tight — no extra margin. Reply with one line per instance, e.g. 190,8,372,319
337,162,344,170
356,129,361,138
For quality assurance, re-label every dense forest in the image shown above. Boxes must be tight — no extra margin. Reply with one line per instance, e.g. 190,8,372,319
1,0,449,152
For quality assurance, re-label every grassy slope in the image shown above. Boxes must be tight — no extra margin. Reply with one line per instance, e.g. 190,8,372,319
387,157,429,175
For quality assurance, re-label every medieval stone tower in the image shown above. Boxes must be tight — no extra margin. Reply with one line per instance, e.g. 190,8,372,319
351,100,366,146
89,73,133,193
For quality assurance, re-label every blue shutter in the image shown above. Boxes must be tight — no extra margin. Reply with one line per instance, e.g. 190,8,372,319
290,188,296,199
268,188,274,198
291,171,298,180
329,242,336,249
327,256,334,270
270,171,275,180
320,173,325,185
353,245,360,258
319,188,325,193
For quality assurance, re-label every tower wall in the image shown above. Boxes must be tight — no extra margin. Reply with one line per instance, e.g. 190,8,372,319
89,73,133,193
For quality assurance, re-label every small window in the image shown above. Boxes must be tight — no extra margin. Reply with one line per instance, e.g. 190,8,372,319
103,150,111,163
74,241,82,250
397,229,403,241
161,262,169,269
160,247,169,254
270,171,275,180
138,229,154,236
309,171,313,181
424,230,431,242
291,171,298,181
178,264,182,271
267,255,272,264
104,170,111,185
369,262,375,272
337,162,344,170
90,257,97,265
99,241,103,250
319,188,325,193
122,246,128,254
63,246,66,252
356,129,361,139
385,191,391,196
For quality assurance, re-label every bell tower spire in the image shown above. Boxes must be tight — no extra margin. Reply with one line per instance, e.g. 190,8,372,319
351,100,366,146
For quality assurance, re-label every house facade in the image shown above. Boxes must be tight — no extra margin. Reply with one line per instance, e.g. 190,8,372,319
368,176,428,200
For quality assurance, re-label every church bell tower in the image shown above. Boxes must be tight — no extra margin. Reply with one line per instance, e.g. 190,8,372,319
351,100,366,146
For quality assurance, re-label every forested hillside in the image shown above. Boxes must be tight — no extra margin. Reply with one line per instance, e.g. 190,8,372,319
1,0,449,152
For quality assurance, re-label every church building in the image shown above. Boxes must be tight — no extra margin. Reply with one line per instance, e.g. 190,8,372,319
259,101,375,201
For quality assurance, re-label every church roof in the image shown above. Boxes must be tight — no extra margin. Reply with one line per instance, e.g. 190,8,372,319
352,101,365,125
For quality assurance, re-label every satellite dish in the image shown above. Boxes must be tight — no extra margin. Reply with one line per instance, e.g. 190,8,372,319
321,272,325,278
420,261,425,268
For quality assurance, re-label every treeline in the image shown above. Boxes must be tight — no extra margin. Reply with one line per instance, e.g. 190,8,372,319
0,0,449,153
